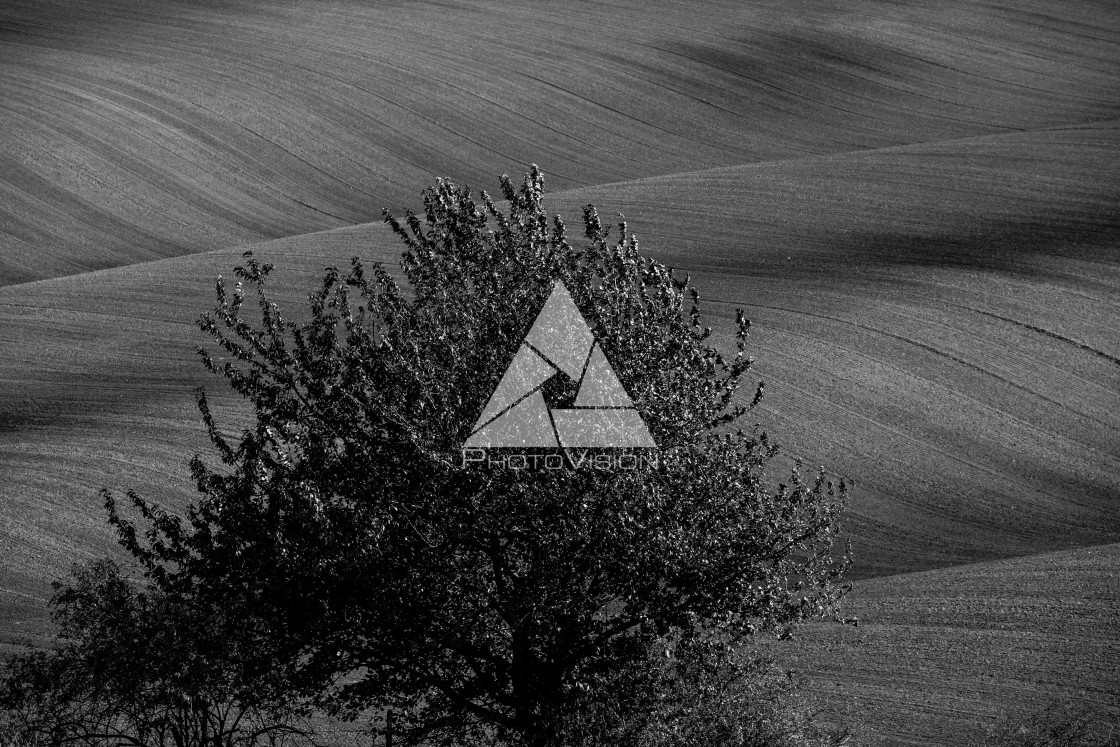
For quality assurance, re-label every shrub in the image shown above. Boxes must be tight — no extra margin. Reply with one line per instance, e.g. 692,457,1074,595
0,559,313,747
559,629,852,747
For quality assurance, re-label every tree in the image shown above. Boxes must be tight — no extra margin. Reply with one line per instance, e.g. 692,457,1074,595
0,559,313,747
97,166,849,746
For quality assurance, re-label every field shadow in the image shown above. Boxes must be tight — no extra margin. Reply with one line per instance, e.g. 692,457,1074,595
824,210,1120,278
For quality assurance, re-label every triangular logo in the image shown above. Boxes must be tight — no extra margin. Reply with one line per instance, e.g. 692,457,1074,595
574,343,632,407
467,389,559,448
464,280,656,449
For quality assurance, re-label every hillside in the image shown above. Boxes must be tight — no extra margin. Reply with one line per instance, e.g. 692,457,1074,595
765,543,1120,745
2,0,1117,284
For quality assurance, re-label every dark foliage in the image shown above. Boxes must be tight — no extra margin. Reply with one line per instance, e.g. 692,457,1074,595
557,629,852,747
0,559,312,747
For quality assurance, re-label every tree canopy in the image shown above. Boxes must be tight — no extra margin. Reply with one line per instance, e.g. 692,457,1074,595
6,166,850,747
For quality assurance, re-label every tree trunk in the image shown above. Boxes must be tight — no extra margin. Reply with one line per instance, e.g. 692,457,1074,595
512,630,565,747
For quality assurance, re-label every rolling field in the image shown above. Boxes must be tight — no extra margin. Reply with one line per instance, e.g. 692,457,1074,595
1,0,1118,744
765,543,1120,745
1,0,1117,284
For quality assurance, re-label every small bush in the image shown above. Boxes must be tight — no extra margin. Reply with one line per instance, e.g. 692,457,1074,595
0,559,313,747
557,629,852,747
